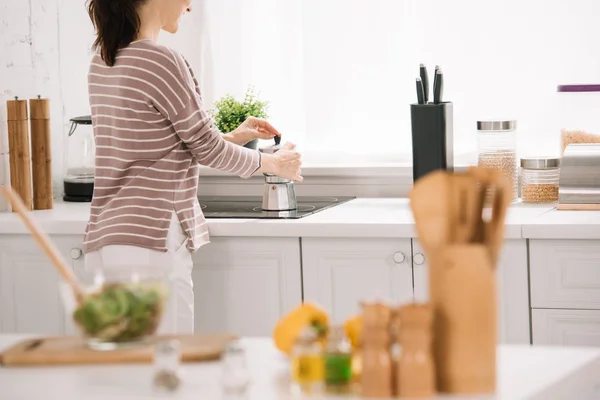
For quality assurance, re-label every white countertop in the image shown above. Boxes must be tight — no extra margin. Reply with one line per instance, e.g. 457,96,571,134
0,198,560,239
1,335,599,400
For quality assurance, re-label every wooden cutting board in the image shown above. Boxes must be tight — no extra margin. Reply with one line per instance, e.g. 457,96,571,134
0,334,236,367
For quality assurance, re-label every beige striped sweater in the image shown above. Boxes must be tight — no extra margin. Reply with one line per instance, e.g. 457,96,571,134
83,39,261,254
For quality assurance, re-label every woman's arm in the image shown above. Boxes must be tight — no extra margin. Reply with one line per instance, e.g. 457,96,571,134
155,48,301,181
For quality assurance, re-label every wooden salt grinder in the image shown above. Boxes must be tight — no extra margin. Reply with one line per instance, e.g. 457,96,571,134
29,96,53,210
395,303,436,398
6,97,32,211
360,302,393,398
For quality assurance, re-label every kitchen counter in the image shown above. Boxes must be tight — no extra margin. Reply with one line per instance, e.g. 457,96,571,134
1,335,599,399
0,198,559,239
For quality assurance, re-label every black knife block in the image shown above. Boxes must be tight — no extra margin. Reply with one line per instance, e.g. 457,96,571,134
410,102,454,183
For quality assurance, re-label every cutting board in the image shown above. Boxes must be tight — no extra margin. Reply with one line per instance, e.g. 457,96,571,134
0,334,236,367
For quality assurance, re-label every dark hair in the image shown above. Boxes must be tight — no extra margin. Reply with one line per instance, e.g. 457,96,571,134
87,0,147,66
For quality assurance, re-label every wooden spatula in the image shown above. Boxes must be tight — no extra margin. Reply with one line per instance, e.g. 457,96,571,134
467,167,512,265
1,185,85,301
409,170,452,254
449,173,481,244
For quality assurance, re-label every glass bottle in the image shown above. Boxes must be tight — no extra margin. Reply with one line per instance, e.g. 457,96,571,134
220,340,251,397
152,339,182,392
324,326,353,394
290,326,324,396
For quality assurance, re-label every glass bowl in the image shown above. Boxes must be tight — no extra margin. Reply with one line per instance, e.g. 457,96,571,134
60,264,171,351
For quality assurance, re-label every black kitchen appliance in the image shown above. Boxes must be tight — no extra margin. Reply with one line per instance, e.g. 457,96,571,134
63,116,94,202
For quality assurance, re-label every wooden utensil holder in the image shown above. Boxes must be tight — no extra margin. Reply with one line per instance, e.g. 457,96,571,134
29,97,53,210
428,244,496,395
6,98,32,211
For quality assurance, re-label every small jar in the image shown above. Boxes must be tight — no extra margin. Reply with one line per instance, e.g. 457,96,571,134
477,120,518,201
520,157,561,203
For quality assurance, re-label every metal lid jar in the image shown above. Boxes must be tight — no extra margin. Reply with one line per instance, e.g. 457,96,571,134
477,120,518,201
520,157,560,203
557,85,600,155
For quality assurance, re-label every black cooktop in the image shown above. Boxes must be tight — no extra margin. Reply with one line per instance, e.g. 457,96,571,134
197,196,355,219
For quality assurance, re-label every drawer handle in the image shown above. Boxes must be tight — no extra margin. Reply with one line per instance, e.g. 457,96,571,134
413,253,425,266
393,252,406,264
70,248,83,260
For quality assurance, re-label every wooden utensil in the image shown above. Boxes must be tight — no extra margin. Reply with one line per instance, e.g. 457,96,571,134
429,244,496,394
449,174,481,244
0,185,84,300
0,334,236,366
468,167,512,264
409,170,452,254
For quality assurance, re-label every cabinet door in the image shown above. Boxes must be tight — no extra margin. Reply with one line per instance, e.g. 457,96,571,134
530,240,600,310
302,238,413,325
0,235,80,335
412,239,530,345
497,240,530,344
191,237,302,336
533,309,600,347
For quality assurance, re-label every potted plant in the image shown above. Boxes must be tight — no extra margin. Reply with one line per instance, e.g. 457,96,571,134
210,86,270,150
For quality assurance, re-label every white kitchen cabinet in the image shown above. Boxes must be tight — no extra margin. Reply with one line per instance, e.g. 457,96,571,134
530,240,600,310
412,239,530,345
301,238,414,325
191,237,302,337
533,309,600,347
0,235,82,335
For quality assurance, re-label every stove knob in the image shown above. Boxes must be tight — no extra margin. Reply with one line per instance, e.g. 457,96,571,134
70,248,83,260
393,252,406,264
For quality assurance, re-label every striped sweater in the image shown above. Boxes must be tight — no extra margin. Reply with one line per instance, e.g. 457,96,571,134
82,39,261,254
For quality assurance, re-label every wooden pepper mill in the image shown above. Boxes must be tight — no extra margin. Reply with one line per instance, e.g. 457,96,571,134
360,301,393,398
6,97,32,211
29,96,53,210
395,303,436,398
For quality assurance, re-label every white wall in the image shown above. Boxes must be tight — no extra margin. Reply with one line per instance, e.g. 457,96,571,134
2,0,600,196
0,0,205,194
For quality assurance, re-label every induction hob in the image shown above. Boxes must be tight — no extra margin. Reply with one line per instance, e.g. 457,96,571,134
197,196,355,219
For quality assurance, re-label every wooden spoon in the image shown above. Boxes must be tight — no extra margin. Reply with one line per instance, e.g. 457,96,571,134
449,173,481,244
1,185,85,302
409,170,452,254
467,167,512,265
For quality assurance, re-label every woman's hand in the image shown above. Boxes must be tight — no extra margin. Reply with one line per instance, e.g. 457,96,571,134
225,116,281,146
258,142,303,182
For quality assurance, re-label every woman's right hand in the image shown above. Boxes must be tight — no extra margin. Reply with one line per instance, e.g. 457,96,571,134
258,142,303,182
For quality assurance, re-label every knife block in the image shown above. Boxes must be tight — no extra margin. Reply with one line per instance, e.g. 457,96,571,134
428,244,496,395
410,102,454,183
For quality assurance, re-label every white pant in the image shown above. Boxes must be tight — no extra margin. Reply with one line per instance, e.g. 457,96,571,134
84,213,195,334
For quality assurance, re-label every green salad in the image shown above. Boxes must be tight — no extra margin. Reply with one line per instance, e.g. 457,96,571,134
73,282,168,342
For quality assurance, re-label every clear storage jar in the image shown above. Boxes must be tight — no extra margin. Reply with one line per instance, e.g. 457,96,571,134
520,157,560,203
477,120,518,201
558,85,600,155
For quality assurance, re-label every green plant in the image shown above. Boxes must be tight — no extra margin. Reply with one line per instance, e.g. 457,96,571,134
210,86,269,133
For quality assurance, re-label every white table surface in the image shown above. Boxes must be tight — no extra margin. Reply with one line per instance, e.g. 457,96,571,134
1,335,599,400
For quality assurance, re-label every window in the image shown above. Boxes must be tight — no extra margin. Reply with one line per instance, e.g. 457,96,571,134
181,0,600,164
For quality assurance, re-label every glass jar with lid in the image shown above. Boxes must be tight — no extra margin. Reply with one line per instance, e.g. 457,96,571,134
63,116,95,202
520,157,561,203
557,85,600,155
477,120,518,202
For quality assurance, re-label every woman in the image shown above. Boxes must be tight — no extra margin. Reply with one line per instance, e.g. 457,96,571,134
84,0,303,334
